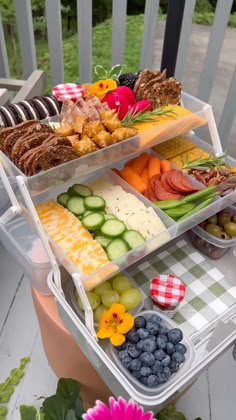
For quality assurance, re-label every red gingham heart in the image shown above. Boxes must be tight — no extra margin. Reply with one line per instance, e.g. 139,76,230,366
52,83,85,102
150,274,185,307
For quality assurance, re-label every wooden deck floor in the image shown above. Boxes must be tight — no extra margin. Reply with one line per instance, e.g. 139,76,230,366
1,242,236,419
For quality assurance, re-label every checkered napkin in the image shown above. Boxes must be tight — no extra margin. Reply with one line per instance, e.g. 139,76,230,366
52,83,85,102
128,239,236,337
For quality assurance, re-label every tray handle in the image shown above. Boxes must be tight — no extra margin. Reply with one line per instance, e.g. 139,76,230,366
0,161,21,224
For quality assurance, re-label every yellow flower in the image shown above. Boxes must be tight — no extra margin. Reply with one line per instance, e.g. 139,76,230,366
96,303,134,346
83,79,117,100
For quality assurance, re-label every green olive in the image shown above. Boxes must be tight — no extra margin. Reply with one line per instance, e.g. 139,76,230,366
205,223,223,237
217,213,231,227
219,232,232,240
207,215,217,224
224,222,236,237
233,214,236,223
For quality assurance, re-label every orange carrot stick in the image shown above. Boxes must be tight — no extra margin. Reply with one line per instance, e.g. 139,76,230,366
120,166,147,193
160,159,172,173
130,152,150,175
141,166,149,186
124,157,136,167
112,168,122,177
148,156,161,180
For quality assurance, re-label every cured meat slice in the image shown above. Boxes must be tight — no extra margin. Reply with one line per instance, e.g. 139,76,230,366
31,145,79,175
160,172,181,193
166,170,194,193
181,174,202,191
151,178,184,201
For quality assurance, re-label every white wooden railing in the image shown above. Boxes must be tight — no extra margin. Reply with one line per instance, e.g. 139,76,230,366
0,0,235,149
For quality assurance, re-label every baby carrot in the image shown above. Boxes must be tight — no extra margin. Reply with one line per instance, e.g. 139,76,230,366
112,168,122,177
141,166,149,186
148,156,161,180
160,159,172,173
120,166,147,193
131,152,150,175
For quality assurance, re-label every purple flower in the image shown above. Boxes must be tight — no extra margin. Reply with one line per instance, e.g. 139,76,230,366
82,396,154,420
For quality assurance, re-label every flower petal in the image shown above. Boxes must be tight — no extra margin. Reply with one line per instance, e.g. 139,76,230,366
117,313,134,334
97,327,114,339
82,399,112,420
110,331,125,346
107,303,126,317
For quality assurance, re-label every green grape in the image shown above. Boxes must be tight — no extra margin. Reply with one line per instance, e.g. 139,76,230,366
94,304,107,323
76,291,101,311
120,288,141,310
94,281,112,297
112,275,131,294
102,290,120,308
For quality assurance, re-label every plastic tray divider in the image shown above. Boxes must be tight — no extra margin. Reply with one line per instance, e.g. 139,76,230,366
0,161,21,224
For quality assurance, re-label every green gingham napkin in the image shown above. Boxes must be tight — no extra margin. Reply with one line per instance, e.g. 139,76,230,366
128,238,236,337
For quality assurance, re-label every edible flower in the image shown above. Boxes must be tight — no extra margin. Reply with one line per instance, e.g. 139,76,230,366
83,79,117,100
96,303,134,346
82,396,155,420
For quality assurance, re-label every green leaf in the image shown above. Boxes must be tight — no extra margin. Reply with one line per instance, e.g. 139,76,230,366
65,409,78,420
42,395,70,420
19,405,45,420
155,404,187,420
71,396,83,419
56,378,81,405
0,357,30,404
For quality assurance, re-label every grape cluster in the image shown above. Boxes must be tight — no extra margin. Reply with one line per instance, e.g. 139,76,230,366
116,314,187,388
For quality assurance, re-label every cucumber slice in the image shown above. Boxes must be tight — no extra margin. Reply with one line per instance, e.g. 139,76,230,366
83,210,93,217
71,184,93,198
94,234,111,248
66,197,85,216
122,230,145,249
84,195,106,211
101,219,126,238
82,213,105,231
57,192,70,207
104,214,116,220
106,239,129,260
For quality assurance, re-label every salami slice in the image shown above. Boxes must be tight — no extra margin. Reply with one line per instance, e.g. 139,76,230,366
181,174,202,191
160,172,181,193
143,184,157,202
151,179,184,201
167,170,193,193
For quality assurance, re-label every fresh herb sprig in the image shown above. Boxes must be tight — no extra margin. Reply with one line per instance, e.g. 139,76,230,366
122,105,177,127
182,152,227,171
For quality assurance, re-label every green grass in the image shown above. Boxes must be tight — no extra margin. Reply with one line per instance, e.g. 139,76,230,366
6,15,144,94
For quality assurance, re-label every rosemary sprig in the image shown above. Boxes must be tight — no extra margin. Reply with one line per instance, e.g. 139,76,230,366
182,152,227,170
122,105,177,127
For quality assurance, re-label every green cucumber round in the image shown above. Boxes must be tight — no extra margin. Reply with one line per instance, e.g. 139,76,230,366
101,219,126,238
84,195,106,211
82,213,105,231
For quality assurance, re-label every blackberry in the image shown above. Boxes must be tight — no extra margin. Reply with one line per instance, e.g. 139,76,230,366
118,72,138,90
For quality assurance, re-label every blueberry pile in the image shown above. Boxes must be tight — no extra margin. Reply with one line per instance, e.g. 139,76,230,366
116,314,187,388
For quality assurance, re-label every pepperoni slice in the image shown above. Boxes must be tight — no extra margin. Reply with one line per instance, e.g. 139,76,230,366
167,170,193,193
161,172,181,193
152,179,184,201
181,174,202,191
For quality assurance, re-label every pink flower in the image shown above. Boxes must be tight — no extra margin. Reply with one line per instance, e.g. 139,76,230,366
82,396,154,420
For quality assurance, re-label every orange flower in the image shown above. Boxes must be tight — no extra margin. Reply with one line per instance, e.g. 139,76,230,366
96,303,134,346
83,79,117,100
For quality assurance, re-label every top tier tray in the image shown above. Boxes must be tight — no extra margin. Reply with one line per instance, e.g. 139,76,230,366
0,92,217,197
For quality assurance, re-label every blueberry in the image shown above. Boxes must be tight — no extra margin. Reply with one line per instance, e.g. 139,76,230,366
132,370,141,379
147,374,159,387
149,335,156,341
116,343,126,351
163,366,171,381
166,342,175,355
130,358,142,371
127,329,139,344
156,335,168,350
121,356,132,369
142,338,157,353
135,316,146,329
140,352,155,367
152,360,163,375
168,328,183,344
156,372,167,383
159,326,170,336
146,320,159,335
175,343,187,354
139,376,148,385
172,352,185,364
154,349,166,361
140,366,152,377
137,328,149,340
118,350,129,360
150,314,161,324
169,360,180,373
162,355,171,367
136,340,144,351
127,343,141,358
